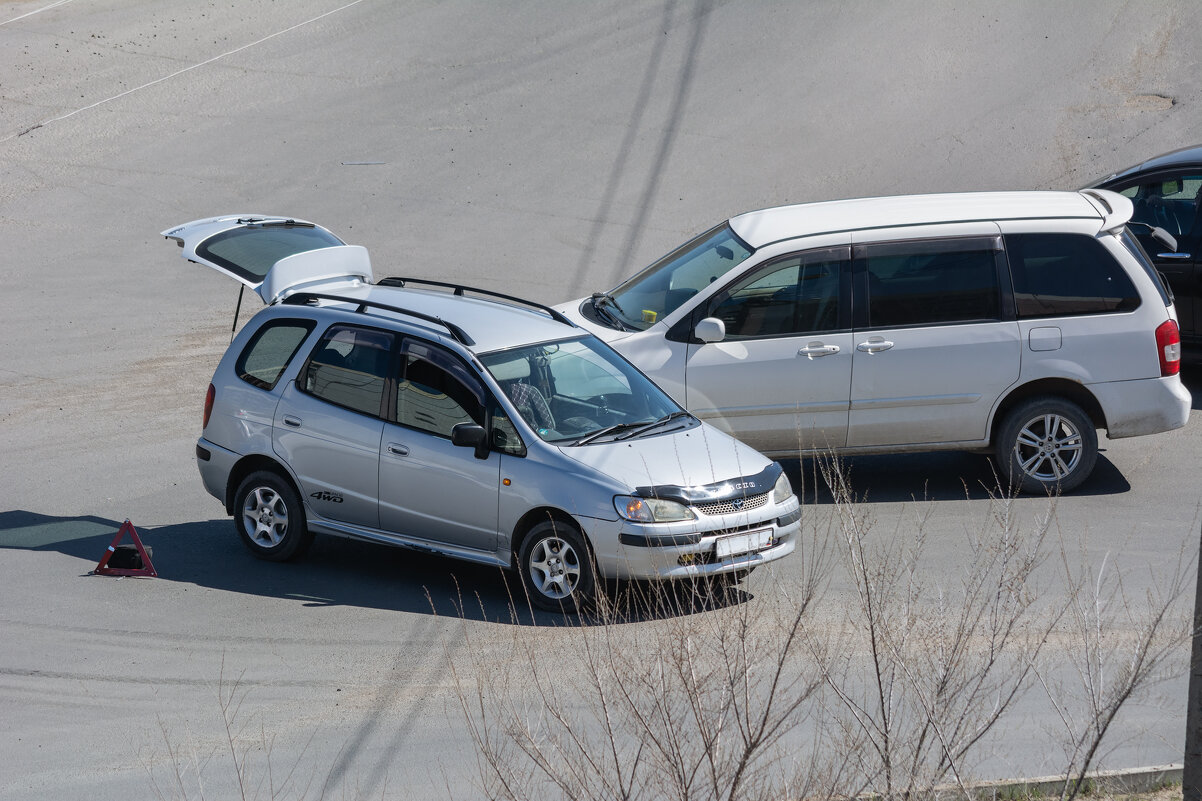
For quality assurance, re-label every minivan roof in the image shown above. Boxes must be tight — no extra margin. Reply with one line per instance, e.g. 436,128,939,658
728,190,1127,248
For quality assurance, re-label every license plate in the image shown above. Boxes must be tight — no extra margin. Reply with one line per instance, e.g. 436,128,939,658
715,528,774,559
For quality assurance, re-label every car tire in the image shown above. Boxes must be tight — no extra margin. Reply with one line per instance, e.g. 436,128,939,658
233,470,313,561
996,397,1098,494
517,519,596,613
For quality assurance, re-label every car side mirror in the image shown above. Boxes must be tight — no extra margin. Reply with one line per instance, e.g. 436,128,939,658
694,317,726,343
451,423,490,459
1150,226,1178,253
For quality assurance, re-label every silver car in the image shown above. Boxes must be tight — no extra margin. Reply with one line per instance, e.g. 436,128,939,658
164,215,800,612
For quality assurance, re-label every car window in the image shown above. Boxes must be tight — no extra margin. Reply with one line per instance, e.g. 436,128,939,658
1005,233,1140,318
301,325,394,416
1119,228,1172,307
236,319,315,390
861,237,1002,328
709,251,844,339
1119,176,1202,238
396,341,485,438
197,225,345,284
481,337,678,443
607,223,755,331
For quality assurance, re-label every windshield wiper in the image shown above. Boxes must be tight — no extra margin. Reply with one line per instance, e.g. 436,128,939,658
590,293,630,331
615,411,693,440
573,421,645,445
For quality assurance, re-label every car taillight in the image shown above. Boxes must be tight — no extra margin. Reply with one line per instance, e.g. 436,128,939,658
1155,319,1181,376
203,383,215,429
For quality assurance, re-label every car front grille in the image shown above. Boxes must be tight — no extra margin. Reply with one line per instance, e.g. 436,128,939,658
695,492,770,516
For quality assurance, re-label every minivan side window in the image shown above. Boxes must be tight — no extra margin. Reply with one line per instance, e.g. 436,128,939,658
709,249,845,339
861,237,1002,328
1005,233,1139,318
396,341,486,438
302,325,394,416
236,319,315,390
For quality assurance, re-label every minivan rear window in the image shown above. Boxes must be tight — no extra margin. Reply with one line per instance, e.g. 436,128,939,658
198,225,345,284
1118,228,1172,306
1005,233,1139,318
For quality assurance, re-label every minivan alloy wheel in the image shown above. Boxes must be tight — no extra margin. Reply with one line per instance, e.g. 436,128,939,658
243,486,290,548
519,520,596,612
233,470,313,561
529,536,580,599
997,397,1098,494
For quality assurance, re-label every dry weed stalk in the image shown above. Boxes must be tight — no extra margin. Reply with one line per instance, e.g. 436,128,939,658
454,460,1192,801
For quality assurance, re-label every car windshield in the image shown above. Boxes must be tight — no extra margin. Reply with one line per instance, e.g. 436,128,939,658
602,223,754,331
480,336,684,444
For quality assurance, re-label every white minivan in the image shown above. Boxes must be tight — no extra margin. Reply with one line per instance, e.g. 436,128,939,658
558,190,1191,493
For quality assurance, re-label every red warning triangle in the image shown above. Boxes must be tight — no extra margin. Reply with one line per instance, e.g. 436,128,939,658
93,519,158,577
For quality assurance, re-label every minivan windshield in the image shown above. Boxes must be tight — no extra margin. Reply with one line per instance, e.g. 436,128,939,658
602,223,754,331
481,336,685,444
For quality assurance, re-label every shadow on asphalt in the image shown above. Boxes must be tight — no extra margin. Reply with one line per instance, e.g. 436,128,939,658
0,509,747,626
781,450,1130,504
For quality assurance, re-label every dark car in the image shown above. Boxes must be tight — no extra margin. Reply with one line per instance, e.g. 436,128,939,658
1090,144,1202,353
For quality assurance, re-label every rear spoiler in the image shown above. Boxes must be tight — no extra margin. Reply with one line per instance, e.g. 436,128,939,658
1079,188,1133,234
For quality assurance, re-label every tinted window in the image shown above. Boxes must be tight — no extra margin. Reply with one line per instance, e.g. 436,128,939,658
236,319,315,390
1006,233,1139,317
302,325,394,416
862,238,1001,328
396,341,485,437
710,251,844,339
1119,228,1171,306
198,224,344,284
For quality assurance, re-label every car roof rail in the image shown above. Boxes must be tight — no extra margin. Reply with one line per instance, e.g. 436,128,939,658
281,291,475,346
376,276,577,328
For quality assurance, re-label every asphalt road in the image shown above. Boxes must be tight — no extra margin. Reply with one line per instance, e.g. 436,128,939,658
2,1,1202,798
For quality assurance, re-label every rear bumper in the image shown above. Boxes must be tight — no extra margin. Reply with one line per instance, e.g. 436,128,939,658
1091,375,1191,438
196,436,240,507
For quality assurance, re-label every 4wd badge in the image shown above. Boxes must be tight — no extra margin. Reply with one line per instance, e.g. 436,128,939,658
310,490,343,503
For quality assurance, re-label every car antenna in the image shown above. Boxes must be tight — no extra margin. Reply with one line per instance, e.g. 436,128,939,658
231,285,244,343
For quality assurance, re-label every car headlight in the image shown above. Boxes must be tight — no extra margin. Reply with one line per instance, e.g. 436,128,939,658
614,495,696,523
772,472,793,504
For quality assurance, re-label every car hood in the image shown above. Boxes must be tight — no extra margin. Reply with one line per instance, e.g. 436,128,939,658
556,422,777,499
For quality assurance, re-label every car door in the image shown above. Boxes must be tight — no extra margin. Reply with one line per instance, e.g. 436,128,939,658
682,244,853,454
378,338,501,553
1110,174,1202,342
162,214,372,304
847,230,1020,448
273,324,394,529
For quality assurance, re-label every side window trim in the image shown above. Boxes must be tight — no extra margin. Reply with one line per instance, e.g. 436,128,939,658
852,235,1007,330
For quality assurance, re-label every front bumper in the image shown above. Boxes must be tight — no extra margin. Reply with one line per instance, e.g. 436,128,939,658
583,495,801,581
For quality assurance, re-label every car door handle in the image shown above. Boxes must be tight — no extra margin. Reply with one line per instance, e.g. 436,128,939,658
387,443,410,456
798,343,840,358
1157,252,1192,260
856,338,894,354
282,415,302,427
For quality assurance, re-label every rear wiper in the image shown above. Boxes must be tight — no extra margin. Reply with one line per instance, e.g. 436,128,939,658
239,218,316,228
590,293,629,331
574,421,645,445
615,410,693,440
